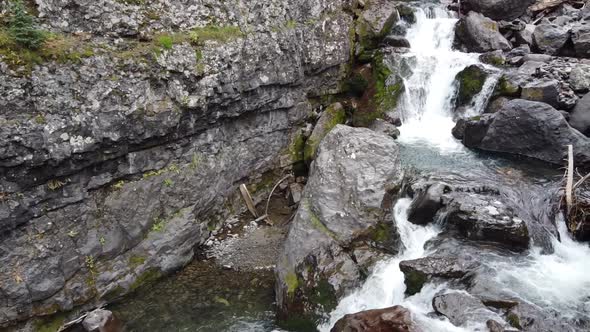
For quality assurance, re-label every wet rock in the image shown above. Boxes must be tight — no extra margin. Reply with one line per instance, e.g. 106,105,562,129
462,0,535,21
408,183,448,225
432,292,503,326
569,64,590,92
572,22,590,58
276,125,403,327
452,118,467,139
485,97,511,114
506,302,585,331
82,309,122,332
370,118,400,139
399,256,478,295
382,35,411,48
521,79,560,108
458,99,590,168
507,44,531,58
304,103,346,164
454,64,489,109
569,92,590,137
487,319,506,332
331,305,422,332
480,50,506,66
446,196,530,250
533,23,570,55
515,24,536,47
494,74,522,98
455,12,512,53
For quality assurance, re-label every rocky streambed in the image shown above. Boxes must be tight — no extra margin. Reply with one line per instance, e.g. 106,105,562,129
2,0,590,331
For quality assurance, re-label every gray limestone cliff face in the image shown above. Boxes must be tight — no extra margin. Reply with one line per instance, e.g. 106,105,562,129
0,0,355,326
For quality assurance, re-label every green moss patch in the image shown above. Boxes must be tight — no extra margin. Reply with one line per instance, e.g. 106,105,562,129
404,270,428,295
303,103,346,164
455,65,488,107
130,268,162,292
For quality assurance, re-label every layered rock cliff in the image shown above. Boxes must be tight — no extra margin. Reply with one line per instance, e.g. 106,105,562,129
0,0,355,326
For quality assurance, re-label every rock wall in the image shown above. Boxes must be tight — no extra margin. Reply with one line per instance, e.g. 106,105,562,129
0,0,355,326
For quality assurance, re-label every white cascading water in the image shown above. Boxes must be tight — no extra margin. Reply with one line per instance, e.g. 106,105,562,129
396,8,495,152
320,5,590,332
319,199,469,332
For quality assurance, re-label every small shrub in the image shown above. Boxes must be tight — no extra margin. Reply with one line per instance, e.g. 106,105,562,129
157,35,174,50
7,0,46,50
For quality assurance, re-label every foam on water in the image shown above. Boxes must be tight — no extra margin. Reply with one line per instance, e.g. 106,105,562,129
492,221,590,317
319,199,466,332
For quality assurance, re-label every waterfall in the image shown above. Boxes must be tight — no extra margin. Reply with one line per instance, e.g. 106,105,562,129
318,199,469,332
320,4,590,331
396,8,497,152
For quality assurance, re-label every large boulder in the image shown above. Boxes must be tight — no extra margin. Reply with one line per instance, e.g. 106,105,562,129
445,194,530,249
454,12,512,53
521,79,560,108
276,125,404,328
409,175,559,253
572,22,590,58
462,0,536,21
533,23,571,55
456,99,590,168
331,306,421,332
569,92,590,137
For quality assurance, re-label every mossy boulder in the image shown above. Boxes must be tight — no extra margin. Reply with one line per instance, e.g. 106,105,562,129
454,64,488,108
276,126,404,329
303,103,346,164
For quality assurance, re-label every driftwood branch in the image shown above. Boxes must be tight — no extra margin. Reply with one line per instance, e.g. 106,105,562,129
574,172,590,190
240,184,258,218
566,145,574,213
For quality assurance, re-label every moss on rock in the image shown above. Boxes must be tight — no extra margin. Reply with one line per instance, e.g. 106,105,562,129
455,64,488,107
494,75,521,97
404,270,428,295
303,103,346,164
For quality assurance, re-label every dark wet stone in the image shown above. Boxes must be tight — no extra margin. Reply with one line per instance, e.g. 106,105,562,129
432,292,502,326
408,183,448,225
399,256,478,295
459,99,590,168
382,35,411,48
331,305,422,332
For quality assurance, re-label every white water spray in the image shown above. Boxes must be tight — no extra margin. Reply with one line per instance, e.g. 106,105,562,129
319,199,466,332
396,8,497,152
